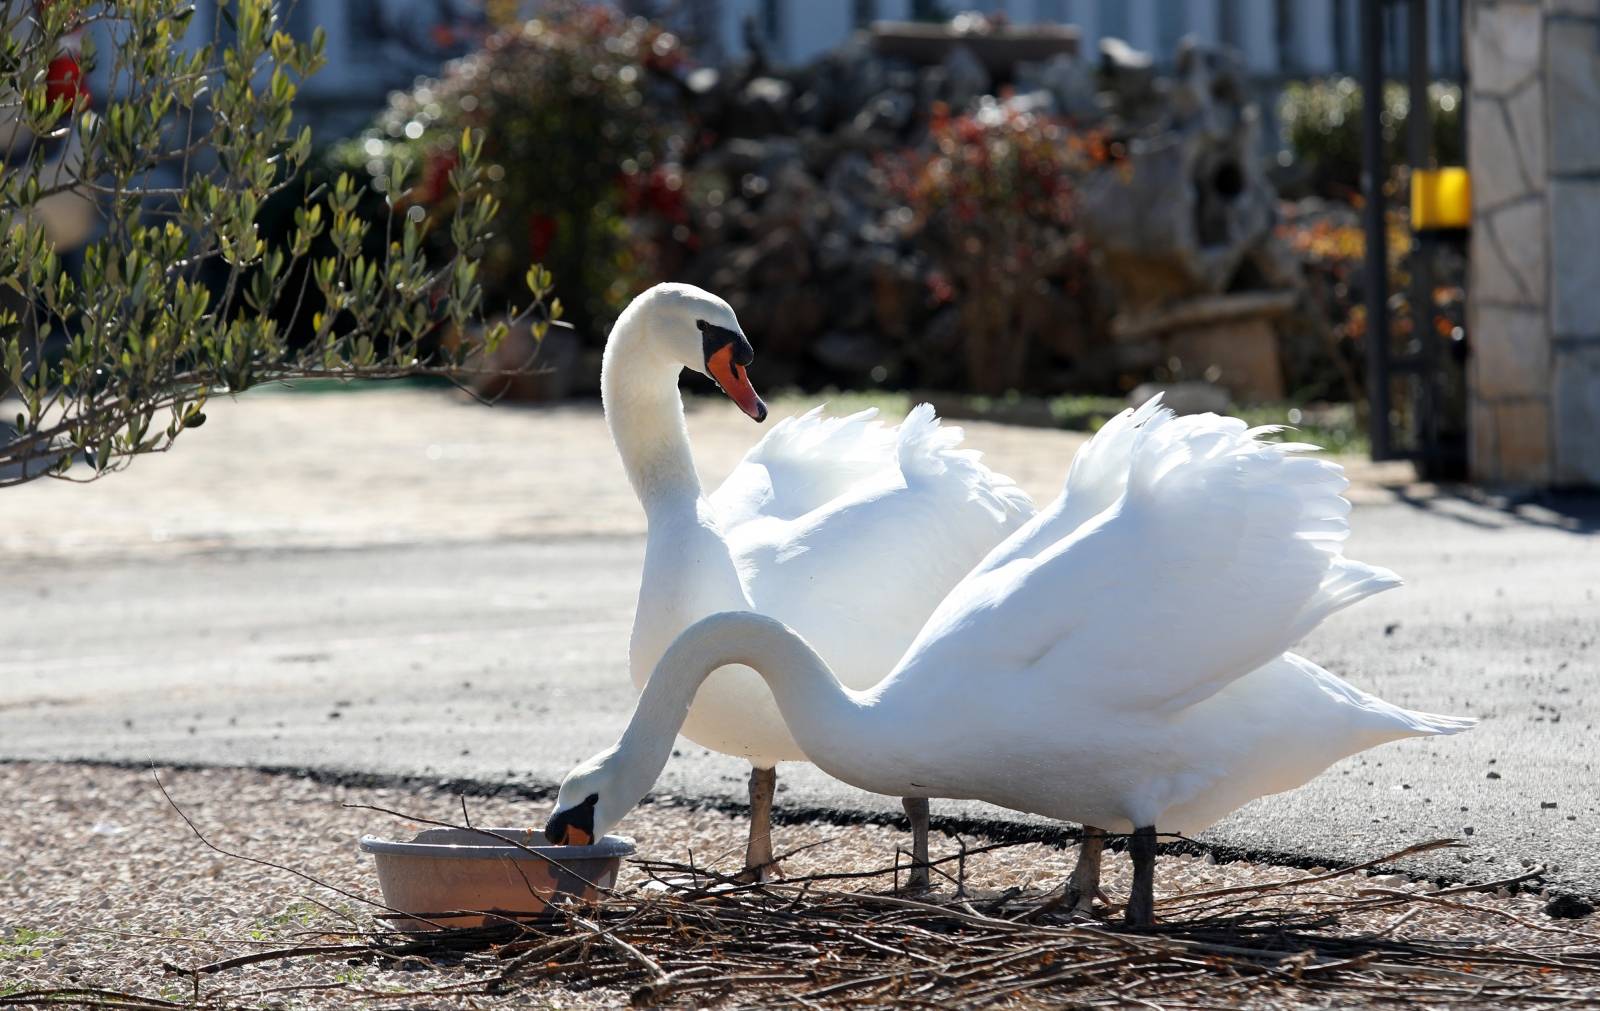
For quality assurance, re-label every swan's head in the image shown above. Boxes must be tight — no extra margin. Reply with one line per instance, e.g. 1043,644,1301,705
629,283,767,422
544,745,635,846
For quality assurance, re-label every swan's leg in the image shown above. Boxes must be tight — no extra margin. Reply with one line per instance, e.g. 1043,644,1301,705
1125,825,1158,927
1066,825,1107,917
901,797,931,891
740,765,778,882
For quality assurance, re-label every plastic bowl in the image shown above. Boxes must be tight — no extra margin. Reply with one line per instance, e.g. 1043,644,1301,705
359,826,635,930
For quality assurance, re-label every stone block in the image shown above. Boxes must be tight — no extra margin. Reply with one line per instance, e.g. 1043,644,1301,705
1127,380,1231,416
1550,180,1600,336
1469,97,1533,210
1473,304,1550,399
1472,226,1525,304
1553,344,1600,485
1494,197,1548,304
1160,316,1286,402
1469,397,1498,479
1493,400,1553,484
1507,77,1546,189
1474,198,1543,303
1549,19,1600,173
1471,2,1544,95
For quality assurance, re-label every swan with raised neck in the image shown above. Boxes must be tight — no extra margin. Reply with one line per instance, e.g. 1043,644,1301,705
590,282,1035,885
600,283,765,510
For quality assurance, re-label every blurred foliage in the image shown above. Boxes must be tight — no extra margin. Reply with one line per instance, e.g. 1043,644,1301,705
1278,77,1463,197
1276,184,1467,440
0,0,556,486
1277,77,1469,452
333,2,680,336
888,102,1093,395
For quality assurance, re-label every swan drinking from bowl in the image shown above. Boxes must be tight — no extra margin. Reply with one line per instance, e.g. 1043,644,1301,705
548,398,1475,924
596,282,1033,882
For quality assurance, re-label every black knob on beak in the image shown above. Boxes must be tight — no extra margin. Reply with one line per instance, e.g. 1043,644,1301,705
544,793,598,846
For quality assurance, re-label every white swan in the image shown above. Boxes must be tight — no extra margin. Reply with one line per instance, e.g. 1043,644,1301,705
596,282,1034,881
547,398,1475,924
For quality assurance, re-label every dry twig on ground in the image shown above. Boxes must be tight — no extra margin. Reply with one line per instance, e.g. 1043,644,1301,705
3,765,1593,1010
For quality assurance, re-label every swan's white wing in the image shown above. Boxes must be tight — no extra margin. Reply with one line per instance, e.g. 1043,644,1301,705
721,405,1034,688
968,396,1169,579
709,407,898,531
893,408,1398,713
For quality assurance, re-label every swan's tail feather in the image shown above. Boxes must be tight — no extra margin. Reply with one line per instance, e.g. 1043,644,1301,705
1295,655,1478,742
1360,702,1479,744
897,404,1034,522
1399,710,1479,735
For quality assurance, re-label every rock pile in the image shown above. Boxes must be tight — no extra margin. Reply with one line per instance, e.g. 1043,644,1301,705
605,17,1295,399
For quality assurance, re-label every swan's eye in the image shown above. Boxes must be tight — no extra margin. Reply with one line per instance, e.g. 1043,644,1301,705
698,320,754,367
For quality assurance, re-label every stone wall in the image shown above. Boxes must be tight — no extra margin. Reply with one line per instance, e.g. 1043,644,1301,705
1468,0,1600,486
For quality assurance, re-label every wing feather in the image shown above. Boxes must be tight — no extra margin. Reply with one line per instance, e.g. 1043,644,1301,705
890,400,1397,713
709,407,896,530
716,405,1034,688
968,396,1169,579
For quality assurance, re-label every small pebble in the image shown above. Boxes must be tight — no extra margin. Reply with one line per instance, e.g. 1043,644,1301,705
1545,894,1595,920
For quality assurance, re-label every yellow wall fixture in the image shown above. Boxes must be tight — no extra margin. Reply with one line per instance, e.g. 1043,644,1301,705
1411,167,1472,231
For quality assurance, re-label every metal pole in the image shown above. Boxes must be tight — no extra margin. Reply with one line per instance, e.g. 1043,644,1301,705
1360,0,1392,460
1409,0,1438,466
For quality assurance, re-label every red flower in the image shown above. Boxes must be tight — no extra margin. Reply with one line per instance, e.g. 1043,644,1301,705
421,149,458,204
44,53,85,106
528,213,558,261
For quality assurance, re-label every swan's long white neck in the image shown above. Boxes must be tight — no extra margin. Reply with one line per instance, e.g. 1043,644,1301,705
601,305,701,510
611,612,878,807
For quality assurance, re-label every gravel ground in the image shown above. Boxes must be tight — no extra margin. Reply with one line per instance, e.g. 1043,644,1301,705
4,762,1594,1009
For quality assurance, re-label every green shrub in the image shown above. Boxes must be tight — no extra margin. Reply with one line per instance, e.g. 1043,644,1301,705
333,2,677,336
1,0,556,486
888,103,1091,395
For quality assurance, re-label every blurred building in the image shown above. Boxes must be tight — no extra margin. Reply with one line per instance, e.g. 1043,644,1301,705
80,0,489,137
664,0,1463,77
76,2,1467,130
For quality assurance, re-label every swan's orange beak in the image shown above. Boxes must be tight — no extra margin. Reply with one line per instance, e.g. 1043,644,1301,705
544,798,597,846
707,344,768,423
545,822,592,846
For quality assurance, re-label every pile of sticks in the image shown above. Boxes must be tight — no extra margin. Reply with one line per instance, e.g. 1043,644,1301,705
7,794,1597,1010
479,845,1600,1007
